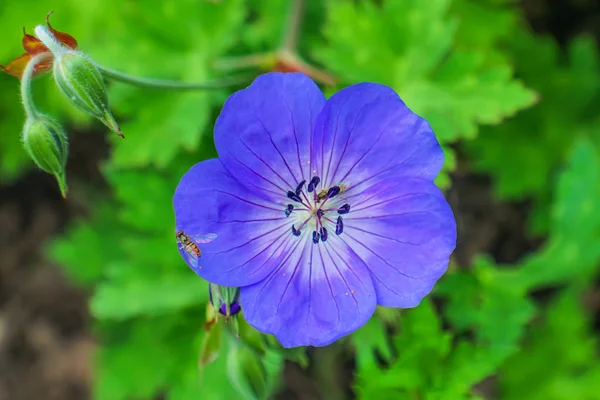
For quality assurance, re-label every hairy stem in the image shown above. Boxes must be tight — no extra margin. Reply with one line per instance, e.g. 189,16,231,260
281,0,304,51
96,65,253,91
21,52,53,118
34,25,67,57
312,341,347,400
212,52,276,72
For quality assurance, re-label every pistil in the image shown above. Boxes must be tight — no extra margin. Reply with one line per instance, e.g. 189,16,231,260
285,176,350,243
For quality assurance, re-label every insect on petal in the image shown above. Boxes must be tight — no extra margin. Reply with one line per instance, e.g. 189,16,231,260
188,233,218,244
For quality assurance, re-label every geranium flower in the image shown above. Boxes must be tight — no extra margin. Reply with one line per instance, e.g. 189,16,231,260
173,72,456,347
0,12,77,78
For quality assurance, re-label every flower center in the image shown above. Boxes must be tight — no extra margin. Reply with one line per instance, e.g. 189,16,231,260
284,176,351,244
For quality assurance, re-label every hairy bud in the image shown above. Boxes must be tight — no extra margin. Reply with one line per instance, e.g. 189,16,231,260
22,115,68,197
34,25,123,138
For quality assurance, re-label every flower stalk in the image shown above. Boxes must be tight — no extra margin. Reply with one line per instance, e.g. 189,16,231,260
96,65,253,91
20,51,69,198
212,0,337,86
281,0,303,51
20,52,52,118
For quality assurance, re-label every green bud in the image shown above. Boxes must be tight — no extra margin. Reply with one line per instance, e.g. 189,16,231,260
52,51,123,138
209,283,241,322
227,341,270,400
22,115,68,198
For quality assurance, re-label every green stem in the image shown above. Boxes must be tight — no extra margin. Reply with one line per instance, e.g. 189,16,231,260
313,342,347,400
34,25,67,57
212,52,275,72
281,0,304,51
21,52,53,118
96,65,253,91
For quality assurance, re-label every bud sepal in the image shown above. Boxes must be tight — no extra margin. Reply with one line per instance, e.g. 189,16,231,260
209,283,241,322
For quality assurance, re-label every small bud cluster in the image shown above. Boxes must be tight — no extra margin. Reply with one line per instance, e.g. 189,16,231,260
14,16,123,198
198,283,308,400
199,288,288,400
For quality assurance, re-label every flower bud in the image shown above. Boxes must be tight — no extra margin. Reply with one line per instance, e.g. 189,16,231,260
52,51,123,138
209,283,241,321
22,115,68,197
226,341,270,400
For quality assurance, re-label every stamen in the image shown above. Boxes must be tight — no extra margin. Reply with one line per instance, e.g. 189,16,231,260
335,216,344,235
295,180,306,196
327,185,341,198
307,176,320,193
316,209,324,219
287,191,302,203
312,230,320,244
320,227,328,242
338,204,351,214
292,225,301,236
285,204,294,217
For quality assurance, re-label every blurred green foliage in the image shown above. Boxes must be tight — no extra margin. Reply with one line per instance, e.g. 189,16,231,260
1,0,599,399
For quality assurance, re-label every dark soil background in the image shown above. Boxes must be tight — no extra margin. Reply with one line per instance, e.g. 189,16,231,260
0,1,598,399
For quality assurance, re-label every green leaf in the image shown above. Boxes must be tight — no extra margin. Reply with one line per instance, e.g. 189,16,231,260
49,202,126,285
436,257,536,367
464,33,600,233
314,0,536,144
354,300,453,399
352,313,395,373
67,0,245,169
500,287,600,400
451,0,518,51
95,312,241,400
518,137,600,288
91,272,208,320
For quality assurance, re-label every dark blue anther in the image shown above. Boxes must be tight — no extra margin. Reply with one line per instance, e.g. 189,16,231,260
338,204,351,214
295,180,306,196
316,209,324,219
307,176,321,193
292,225,301,236
219,302,241,317
287,191,302,203
312,230,320,244
285,204,294,217
320,227,328,242
327,185,341,198
335,216,344,235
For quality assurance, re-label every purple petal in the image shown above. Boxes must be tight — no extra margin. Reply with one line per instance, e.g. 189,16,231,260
173,159,293,287
311,83,443,190
241,235,376,348
215,72,326,197
341,177,456,307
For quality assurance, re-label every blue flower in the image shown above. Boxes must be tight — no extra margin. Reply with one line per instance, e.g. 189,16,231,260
173,72,456,348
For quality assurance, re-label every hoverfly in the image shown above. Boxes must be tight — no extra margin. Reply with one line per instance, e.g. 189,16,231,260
176,230,217,268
